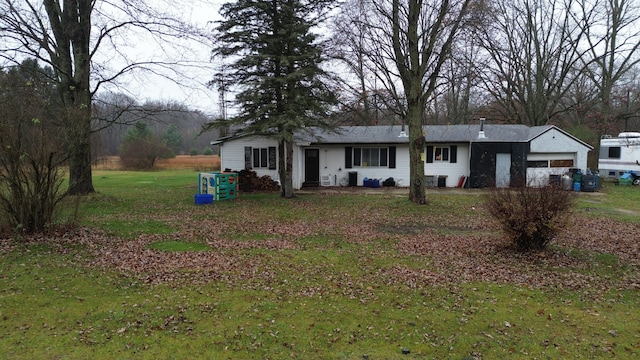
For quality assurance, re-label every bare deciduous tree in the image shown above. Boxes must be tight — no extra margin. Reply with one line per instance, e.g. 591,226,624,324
578,0,640,133
0,0,209,195
475,0,590,126
352,0,473,204
330,0,380,125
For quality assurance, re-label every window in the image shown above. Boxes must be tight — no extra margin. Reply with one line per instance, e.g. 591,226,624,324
550,159,573,168
608,147,621,159
244,146,276,169
434,146,449,161
345,146,396,169
527,159,574,168
426,145,457,163
353,147,388,167
527,160,548,168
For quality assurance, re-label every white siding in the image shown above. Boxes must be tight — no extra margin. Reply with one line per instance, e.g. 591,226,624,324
424,143,470,187
219,136,281,183
305,144,412,187
530,129,590,170
526,153,576,186
528,129,591,186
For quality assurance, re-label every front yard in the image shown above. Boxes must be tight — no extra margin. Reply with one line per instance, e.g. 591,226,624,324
1,170,638,359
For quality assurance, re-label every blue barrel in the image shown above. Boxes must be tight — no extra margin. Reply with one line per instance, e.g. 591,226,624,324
573,182,581,192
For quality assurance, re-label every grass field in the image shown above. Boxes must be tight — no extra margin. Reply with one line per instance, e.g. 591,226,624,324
1,170,639,359
93,155,220,171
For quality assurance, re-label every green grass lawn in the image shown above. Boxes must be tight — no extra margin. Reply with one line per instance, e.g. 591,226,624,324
1,170,639,359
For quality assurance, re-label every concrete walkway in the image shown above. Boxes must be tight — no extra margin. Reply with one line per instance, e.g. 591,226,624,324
295,186,605,196
295,186,486,196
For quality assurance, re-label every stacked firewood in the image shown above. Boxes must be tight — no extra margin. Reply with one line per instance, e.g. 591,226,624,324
231,169,280,192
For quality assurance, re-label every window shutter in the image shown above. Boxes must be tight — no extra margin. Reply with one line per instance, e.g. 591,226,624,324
244,147,252,169
268,147,276,169
380,148,388,167
450,145,457,163
353,148,362,166
345,147,353,168
253,148,260,168
388,146,396,168
426,146,434,163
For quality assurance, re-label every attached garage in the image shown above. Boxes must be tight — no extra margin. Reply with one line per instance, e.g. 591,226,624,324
526,153,576,186
527,127,592,186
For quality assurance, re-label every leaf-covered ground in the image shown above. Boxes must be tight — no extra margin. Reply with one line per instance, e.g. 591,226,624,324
7,193,634,300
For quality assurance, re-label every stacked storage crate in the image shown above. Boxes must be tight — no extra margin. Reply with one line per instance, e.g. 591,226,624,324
198,173,218,195
195,172,238,204
215,172,238,201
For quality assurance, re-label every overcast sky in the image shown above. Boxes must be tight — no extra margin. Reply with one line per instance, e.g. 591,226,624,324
102,0,224,115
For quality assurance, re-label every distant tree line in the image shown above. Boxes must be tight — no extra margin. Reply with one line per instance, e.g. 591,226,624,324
91,93,221,165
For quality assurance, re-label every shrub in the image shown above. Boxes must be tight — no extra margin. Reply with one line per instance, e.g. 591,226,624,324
119,121,172,170
189,148,199,156
0,63,69,235
484,184,574,251
119,138,170,169
0,120,69,234
0,152,68,235
203,147,214,155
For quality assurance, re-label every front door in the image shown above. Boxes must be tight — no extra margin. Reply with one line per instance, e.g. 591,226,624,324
495,153,511,188
304,149,320,187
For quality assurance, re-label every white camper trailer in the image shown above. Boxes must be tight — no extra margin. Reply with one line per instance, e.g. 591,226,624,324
598,132,640,178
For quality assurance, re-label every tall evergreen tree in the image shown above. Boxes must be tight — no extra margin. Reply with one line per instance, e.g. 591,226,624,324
211,0,337,198
163,125,183,155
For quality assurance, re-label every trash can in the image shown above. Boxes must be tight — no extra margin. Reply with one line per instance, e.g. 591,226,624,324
437,175,448,188
348,171,358,187
573,171,582,185
582,175,597,192
561,174,573,190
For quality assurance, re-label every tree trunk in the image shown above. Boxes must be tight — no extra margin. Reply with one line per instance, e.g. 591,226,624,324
282,135,295,198
62,80,95,195
67,121,95,195
407,105,427,204
278,138,286,197
44,0,95,195
60,79,95,195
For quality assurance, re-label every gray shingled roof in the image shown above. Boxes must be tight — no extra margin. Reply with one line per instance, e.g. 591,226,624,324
215,124,592,149
294,124,556,144
294,126,411,144
425,124,552,143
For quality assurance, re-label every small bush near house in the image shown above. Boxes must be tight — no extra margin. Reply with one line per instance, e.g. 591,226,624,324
202,147,214,155
484,184,574,251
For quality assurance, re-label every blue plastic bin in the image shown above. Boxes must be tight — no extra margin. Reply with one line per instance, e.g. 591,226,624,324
194,193,214,205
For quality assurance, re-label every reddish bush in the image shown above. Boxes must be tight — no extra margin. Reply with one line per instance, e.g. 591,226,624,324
484,184,574,251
